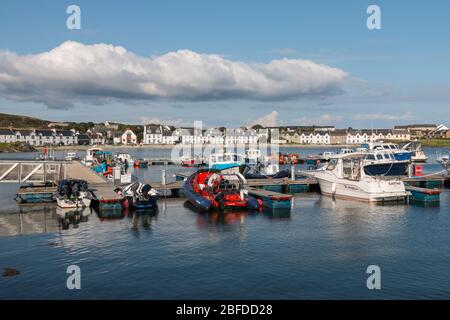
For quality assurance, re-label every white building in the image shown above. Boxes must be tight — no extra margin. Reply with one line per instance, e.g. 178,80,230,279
121,129,138,145
300,132,331,144
0,129,16,143
143,124,177,144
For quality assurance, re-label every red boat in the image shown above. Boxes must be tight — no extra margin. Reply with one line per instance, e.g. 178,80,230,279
180,156,205,167
184,170,261,211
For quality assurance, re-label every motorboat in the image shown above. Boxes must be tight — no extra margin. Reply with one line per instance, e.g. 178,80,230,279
133,159,149,168
241,164,290,179
180,155,205,167
436,152,449,173
184,169,262,211
208,151,245,171
116,181,159,210
401,141,428,163
64,152,78,161
55,179,92,208
116,153,134,165
299,153,409,202
243,148,289,179
83,148,112,167
361,142,412,161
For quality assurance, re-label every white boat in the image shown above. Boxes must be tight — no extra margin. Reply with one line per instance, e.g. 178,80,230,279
55,179,92,208
436,152,449,172
300,153,409,202
83,147,104,166
116,153,133,164
208,150,245,171
56,192,92,208
401,141,428,163
64,152,78,161
361,142,412,161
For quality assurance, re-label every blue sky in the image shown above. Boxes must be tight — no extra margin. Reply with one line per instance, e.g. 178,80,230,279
0,0,449,128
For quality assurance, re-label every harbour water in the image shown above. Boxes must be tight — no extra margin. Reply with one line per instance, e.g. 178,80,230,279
1,147,449,299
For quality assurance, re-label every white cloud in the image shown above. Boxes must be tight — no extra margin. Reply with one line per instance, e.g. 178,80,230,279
247,111,279,127
0,41,348,108
352,112,413,121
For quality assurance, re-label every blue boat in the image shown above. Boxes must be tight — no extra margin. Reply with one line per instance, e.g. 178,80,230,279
361,142,412,161
118,182,159,210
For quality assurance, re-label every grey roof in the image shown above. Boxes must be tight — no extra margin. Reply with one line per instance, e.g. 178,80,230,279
35,130,54,137
56,130,73,136
0,129,15,135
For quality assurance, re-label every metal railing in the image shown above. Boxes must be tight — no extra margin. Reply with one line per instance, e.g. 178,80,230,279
0,160,68,184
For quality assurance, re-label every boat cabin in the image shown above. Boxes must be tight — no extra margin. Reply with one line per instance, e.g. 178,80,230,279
325,154,366,181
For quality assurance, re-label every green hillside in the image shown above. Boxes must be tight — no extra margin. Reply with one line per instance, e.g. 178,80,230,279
0,113,50,128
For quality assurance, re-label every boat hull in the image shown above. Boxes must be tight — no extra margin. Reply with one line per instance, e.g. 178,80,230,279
315,175,408,202
393,151,412,161
56,197,91,208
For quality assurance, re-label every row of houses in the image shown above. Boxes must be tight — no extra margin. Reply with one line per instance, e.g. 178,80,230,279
142,124,262,145
3,123,449,146
0,128,138,146
140,124,414,145
281,129,411,145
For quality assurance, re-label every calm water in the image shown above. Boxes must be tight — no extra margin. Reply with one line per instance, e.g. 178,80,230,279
0,146,449,299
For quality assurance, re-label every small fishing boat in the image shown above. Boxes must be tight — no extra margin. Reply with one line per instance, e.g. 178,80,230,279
116,181,159,210
241,164,290,179
243,149,289,179
133,159,149,168
180,155,205,167
436,152,449,173
184,169,262,211
116,153,133,164
401,141,428,163
83,147,108,167
55,179,92,208
64,152,79,161
300,153,409,202
208,151,245,171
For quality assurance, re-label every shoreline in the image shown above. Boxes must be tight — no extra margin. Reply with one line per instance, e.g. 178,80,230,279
1,141,449,153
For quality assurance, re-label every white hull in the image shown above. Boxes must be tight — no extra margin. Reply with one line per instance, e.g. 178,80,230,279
56,192,92,208
309,172,408,202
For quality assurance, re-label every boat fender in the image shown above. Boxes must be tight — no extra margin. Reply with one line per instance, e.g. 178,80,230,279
257,199,263,208
331,182,337,195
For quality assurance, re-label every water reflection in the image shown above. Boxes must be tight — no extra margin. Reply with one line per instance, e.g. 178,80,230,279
56,207,92,230
130,208,159,231
0,205,57,237
94,207,125,220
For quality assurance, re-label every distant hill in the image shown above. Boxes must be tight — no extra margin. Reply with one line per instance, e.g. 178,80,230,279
0,113,50,128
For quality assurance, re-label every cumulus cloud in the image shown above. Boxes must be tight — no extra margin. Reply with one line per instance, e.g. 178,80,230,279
0,41,348,108
352,112,413,121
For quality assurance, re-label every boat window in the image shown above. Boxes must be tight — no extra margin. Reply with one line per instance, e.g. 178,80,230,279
366,154,376,160
383,145,390,150
327,159,338,170
342,158,362,181
383,154,390,159
376,154,383,160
